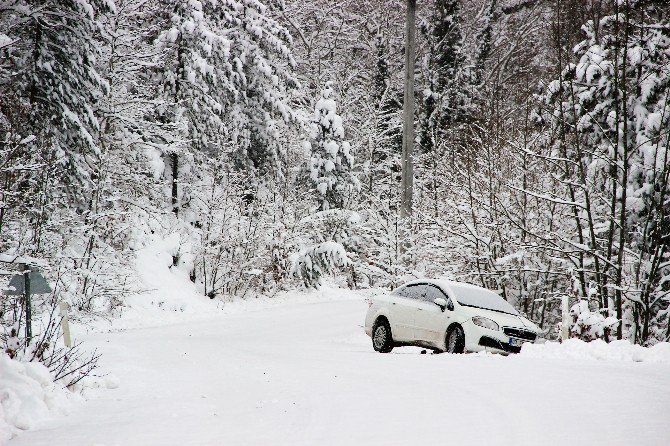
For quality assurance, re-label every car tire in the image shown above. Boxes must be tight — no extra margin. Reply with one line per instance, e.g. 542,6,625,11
446,325,465,354
372,319,394,353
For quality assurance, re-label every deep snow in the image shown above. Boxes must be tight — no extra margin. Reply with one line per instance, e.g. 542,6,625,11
0,354,79,442
4,239,670,445
6,297,670,446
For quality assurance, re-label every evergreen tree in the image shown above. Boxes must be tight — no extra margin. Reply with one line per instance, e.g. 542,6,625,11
306,82,356,211
431,0,466,96
474,0,497,85
371,34,402,196
225,0,299,174
22,0,109,202
291,241,349,288
0,0,110,256
156,0,299,213
420,0,469,153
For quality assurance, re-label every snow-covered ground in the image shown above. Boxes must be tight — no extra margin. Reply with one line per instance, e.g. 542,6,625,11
6,295,670,446
3,241,669,445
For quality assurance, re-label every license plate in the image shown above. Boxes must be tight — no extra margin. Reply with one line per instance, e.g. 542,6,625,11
509,338,525,347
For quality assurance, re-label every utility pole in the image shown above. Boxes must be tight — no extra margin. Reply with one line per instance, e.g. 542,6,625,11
400,0,416,251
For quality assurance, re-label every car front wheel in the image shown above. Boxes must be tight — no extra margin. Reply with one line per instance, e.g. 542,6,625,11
372,319,394,353
446,326,465,353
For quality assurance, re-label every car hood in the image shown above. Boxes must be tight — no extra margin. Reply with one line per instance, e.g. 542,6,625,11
517,316,541,332
459,306,537,331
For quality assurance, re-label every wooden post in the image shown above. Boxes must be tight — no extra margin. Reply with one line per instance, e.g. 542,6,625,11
400,0,416,253
59,301,72,347
21,263,32,343
560,295,570,341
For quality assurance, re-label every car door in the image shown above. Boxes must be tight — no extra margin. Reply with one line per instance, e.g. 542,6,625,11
414,285,452,345
389,284,423,341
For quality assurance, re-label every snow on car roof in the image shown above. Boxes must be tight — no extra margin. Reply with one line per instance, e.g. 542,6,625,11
403,279,520,316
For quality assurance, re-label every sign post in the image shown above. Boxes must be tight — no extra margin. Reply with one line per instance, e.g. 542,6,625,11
22,263,32,342
3,265,52,345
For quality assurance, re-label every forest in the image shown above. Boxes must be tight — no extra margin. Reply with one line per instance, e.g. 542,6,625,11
1,0,668,367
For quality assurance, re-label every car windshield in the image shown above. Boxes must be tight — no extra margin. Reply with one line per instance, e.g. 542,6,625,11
449,284,519,316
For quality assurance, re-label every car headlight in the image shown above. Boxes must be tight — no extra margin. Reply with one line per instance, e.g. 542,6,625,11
472,316,499,331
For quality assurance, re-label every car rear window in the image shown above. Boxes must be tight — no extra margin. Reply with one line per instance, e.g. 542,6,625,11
449,284,519,315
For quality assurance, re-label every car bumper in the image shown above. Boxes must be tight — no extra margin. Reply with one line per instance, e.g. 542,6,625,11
463,320,535,354
364,309,375,337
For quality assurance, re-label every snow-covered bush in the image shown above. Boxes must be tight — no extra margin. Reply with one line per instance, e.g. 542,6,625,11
0,291,100,387
188,167,291,297
291,242,349,288
570,300,619,342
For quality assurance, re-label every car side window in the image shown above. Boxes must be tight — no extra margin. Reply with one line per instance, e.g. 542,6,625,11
423,285,446,303
395,284,425,300
391,286,410,298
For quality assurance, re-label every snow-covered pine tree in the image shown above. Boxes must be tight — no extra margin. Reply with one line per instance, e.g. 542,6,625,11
156,0,299,214
371,33,402,191
306,81,356,211
420,0,469,154
0,0,112,279
14,0,109,209
225,0,299,175
473,0,497,85
157,0,230,216
130,0,302,291
616,2,669,343
291,81,362,289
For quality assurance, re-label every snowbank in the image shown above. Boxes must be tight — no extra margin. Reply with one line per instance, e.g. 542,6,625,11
520,338,670,363
114,233,221,328
0,354,79,442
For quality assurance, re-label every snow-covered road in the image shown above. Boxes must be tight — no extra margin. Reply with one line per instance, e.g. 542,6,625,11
9,298,670,446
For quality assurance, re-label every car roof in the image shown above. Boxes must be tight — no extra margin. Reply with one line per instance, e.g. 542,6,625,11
400,279,519,316
401,278,490,295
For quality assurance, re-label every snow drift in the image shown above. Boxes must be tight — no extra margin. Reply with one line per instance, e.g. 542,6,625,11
520,338,670,363
0,354,78,442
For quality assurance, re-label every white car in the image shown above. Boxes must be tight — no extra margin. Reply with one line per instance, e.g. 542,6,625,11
364,279,540,354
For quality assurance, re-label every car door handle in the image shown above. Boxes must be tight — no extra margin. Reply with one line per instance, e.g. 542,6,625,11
392,302,396,305
417,308,423,311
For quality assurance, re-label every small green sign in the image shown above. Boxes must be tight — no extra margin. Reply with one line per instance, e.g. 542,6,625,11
2,271,52,295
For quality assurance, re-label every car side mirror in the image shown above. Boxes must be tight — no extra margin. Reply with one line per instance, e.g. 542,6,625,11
433,297,447,311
